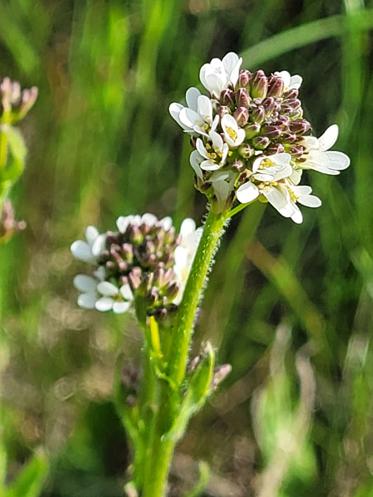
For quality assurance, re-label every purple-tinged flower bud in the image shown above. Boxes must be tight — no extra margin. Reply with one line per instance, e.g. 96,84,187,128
282,132,297,143
252,136,270,150
244,122,261,139
218,105,230,118
250,106,265,124
238,144,254,159
234,107,249,126
267,76,284,97
282,98,301,112
239,69,252,87
283,88,299,99
235,88,251,108
288,119,311,135
231,159,245,172
261,97,277,116
0,200,26,243
220,89,235,107
288,145,305,158
267,143,285,155
250,70,268,99
261,124,282,140
212,364,232,388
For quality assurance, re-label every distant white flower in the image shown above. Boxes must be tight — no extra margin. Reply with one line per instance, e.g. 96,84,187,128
71,226,106,264
196,131,229,171
116,213,172,232
221,114,245,148
299,124,350,175
200,52,242,97
73,267,105,309
95,281,134,314
236,153,293,207
169,87,218,136
275,70,303,90
174,218,202,303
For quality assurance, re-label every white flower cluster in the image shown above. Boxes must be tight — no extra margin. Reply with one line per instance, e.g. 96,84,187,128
169,52,350,223
71,215,201,314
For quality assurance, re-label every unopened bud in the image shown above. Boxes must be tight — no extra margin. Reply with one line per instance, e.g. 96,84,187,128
251,70,268,99
261,124,282,140
252,136,270,150
288,119,311,135
235,88,251,108
261,97,277,116
220,89,235,107
218,105,230,118
239,69,252,87
234,107,249,126
250,106,265,124
267,76,284,97
232,159,245,172
238,144,254,159
244,122,260,139
288,145,305,158
266,143,285,155
212,364,232,388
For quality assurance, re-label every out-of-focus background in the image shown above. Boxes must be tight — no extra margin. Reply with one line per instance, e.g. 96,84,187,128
1,0,373,496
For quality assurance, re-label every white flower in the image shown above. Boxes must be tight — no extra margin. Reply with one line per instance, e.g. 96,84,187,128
190,150,204,179
236,153,293,205
169,87,218,136
285,185,322,224
300,124,350,175
116,213,172,232
200,52,242,97
173,218,202,303
275,70,303,90
95,281,134,314
196,131,229,171
71,226,106,264
73,267,105,309
221,114,245,148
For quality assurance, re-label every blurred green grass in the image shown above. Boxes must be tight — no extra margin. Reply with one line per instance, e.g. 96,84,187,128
1,0,373,496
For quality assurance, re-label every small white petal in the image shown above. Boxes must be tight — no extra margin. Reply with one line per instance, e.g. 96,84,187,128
318,124,339,151
94,266,106,281
169,102,186,129
197,95,213,123
95,297,113,312
185,87,201,111
180,218,196,238
71,241,93,262
74,274,97,292
291,206,303,224
91,234,106,257
298,194,322,208
78,293,97,309
190,150,204,179
325,151,350,170
292,185,312,196
120,284,133,301
200,160,221,171
210,130,223,151
142,213,157,225
196,138,208,159
117,216,131,233
289,74,302,89
160,216,172,230
113,301,131,314
85,226,99,245
97,281,119,297
236,182,259,204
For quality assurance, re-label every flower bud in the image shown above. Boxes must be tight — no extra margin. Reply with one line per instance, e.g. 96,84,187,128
267,76,284,97
238,144,254,159
250,106,265,124
288,119,311,135
235,88,251,108
261,124,282,140
220,89,234,107
218,105,230,118
244,122,261,139
261,97,277,116
284,88,299,99
239,69,252,87
266,143,285,154
288,145,305,158
234,107,249,126
212,364,232,388
250,70,268,99
252,136,270,150
231,159,245,172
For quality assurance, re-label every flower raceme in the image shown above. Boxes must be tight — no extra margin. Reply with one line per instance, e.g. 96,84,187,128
169,52,350,222
71,214,201,318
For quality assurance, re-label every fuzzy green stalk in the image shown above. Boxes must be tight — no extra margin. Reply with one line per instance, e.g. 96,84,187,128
141,208,228,497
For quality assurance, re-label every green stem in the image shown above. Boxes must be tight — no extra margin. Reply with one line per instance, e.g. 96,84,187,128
141,208,228,497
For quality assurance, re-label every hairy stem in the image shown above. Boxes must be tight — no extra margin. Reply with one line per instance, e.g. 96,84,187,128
141,208,228,497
